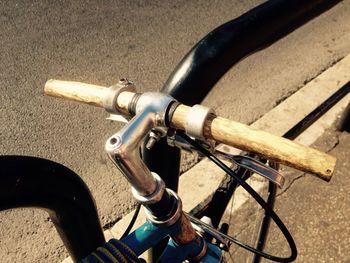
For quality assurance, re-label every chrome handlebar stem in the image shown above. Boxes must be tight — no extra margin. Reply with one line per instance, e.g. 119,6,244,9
104,91,210,260
106,108,158,196
105,92,175,197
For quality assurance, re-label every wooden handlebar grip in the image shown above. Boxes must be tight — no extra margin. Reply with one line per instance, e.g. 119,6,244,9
44,80,108,107
171,105,336,181
44,80,336,180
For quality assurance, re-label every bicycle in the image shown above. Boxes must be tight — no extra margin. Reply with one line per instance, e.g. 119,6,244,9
42,74,335,263
1,1,344,260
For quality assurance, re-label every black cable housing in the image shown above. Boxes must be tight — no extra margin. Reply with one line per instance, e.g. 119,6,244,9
178,133,297,262
121,203,141,239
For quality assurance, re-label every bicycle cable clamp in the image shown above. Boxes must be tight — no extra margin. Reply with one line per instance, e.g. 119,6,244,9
186,104,215,140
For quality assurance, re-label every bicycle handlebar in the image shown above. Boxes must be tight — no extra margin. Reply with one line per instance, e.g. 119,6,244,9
44,79,336,181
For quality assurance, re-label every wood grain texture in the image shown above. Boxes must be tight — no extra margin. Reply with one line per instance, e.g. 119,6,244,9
44,79,107,107
45,80,135,114
44,80,336,180
171,105,336,180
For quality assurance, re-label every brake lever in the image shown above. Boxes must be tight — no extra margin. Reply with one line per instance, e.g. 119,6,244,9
214,149,285,188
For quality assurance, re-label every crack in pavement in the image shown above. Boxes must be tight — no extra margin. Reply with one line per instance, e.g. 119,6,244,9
277,130,341,198
326,131,341,153
277,173,305,197
229,130,343,244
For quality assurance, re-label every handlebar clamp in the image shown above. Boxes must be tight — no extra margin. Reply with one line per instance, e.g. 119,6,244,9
186,104,215,140
103,78,136,114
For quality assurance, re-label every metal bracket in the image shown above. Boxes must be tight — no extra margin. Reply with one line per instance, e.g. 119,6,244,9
215,150,285,188
131,172,165,205
106,114,129,123
167,129,216,154
186,104,215,140
187,213,230,251
105,94,176,196
102,78,136,114
144,189,183,227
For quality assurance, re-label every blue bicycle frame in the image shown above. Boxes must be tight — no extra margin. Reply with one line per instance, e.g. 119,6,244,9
122,220,221,262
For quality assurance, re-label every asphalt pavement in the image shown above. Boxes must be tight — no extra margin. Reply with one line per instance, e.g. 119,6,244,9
226,128,350,263
0,1,350,262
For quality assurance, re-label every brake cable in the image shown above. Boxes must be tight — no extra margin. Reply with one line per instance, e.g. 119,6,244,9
178,132,297,262
121,203,141,239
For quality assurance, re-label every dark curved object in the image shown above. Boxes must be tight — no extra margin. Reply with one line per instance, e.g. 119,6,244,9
142,139,180,191
253,182,277,263
338,101,350,132
142,139,180,262
0,156,105,262
162,0,341,105
146,1,341,262
285,80,350,139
